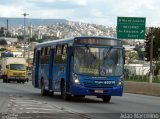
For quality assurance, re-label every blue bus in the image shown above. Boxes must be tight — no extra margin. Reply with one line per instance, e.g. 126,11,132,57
32,36,124,102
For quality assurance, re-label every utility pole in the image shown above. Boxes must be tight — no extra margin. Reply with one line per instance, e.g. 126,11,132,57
6,19,9,37
149,28,154,83
22,13,29,58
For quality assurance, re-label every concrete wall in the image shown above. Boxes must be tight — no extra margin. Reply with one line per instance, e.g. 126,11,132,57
124,81,160,96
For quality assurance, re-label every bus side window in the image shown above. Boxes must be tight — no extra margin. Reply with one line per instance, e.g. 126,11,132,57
55,45,62,64
40,48,44,64
55,45,67,64
41,47,50,64
45,47,50,64
62,45,67,63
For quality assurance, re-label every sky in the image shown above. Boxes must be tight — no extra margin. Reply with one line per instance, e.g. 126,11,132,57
0,0,160,27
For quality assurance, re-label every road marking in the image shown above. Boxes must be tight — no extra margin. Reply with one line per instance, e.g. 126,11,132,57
8,95,67,114
19,116,32,119
8,104,11,107
20,104,53,108
19,108,23,110
26,112,31,113
32,111,39,113
14,102,43,104
25,107,54,111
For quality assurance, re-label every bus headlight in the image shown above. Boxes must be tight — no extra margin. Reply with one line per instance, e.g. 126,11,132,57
74,74,80,84
118,80,123,86
118,75,124,86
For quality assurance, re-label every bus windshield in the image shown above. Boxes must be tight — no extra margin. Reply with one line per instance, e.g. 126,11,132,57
74,46,123,76
10,64,26,71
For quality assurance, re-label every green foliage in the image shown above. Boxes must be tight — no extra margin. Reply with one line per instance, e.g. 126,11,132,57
36,39,44,43
145,27,160,76
154,63,160,75
0,48,7,51
145,27,160,61
125,51,138,63
134,45,145,60
125,75,160,83
29,37,36,42
17,35,24,40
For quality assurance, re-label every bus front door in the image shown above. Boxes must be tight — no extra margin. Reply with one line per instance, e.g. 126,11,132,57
66,49,73,93
32,50,40,88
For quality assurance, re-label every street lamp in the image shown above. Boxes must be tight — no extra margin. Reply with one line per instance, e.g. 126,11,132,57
22,13,29,58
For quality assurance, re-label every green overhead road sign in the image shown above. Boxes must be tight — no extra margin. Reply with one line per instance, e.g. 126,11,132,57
117,17,146,39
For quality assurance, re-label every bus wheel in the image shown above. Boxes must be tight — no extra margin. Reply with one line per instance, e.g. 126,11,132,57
61,82,71,100
48,91,53,96
41,80,48,96
6,77,10,83
74,95,85,98
3,77,6,83
102,96,111,103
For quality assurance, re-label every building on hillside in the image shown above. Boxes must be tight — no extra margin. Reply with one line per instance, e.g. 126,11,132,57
0,37,18,45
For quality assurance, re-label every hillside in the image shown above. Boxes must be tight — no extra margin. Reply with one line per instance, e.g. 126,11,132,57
0,17,68,27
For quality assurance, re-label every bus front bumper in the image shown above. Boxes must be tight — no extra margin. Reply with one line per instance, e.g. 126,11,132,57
71,84,123,96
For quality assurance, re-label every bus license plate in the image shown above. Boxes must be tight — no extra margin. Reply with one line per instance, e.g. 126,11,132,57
94,90,103,93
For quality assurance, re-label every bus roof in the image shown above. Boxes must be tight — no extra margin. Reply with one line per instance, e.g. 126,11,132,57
35,36,122,49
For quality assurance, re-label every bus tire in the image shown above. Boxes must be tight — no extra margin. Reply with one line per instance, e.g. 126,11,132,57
48,91,53,96
41,79,48,96
102,96,111,103
2,77,6,83
61,82,71,100
6,77,10,83
3,79,6,83
74,95,85,98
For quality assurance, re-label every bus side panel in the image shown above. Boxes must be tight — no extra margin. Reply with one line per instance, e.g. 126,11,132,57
52,64,65,92
65,49,73,93
39,64,49,89
48,48,54,90
32,50,40,88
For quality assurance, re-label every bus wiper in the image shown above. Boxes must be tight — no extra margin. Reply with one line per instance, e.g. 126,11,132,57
103,46,113,60
85,45,96,60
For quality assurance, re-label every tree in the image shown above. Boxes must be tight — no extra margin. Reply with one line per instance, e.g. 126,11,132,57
145,27,160,61
17,35,24,40
145,27,160,75
134,44,145,60
125,51,138,63
0,48,7,51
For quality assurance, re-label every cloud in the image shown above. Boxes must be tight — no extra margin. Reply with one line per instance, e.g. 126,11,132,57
90,9,104,17
0,0,160,26
70,0,87,6
0,5,23,17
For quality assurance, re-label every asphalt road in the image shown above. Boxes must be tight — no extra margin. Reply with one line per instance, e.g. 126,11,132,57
0,79,160,119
